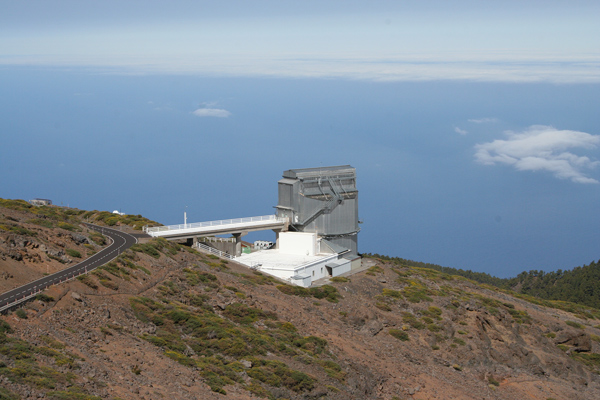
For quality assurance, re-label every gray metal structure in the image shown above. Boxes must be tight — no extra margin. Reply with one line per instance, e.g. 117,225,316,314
275,165,359,255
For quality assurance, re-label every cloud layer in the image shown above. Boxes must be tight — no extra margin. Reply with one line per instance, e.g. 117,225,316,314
474,125,600,184
468,118,499,124
192,108,231,118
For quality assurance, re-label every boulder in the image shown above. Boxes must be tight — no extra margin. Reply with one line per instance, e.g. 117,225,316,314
71,292,83,302
555,330,592,352
71,233,89,244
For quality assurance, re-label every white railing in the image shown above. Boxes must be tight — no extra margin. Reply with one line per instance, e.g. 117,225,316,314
201,237,235,243
194,242,235,260
0,290,40,313
145,215,284,234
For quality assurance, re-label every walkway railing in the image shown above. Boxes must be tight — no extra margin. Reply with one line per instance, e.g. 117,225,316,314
193,242,235,260
145,215,285,234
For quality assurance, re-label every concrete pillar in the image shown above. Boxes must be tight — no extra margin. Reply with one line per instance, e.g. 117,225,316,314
273,229,281,249
232,232,247,257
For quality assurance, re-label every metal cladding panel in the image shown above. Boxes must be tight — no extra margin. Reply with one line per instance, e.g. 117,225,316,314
279,165,359,255
278,181,293,208
277,179,299,220
283,165,355,180
304,197,358,235
328,236,358,255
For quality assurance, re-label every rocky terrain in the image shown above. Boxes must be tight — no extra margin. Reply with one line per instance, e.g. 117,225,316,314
1,199,600,399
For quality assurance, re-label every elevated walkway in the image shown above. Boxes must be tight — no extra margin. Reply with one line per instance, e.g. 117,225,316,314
144,215,288,240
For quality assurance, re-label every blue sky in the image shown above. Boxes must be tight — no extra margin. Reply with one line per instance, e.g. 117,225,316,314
1,1,599,277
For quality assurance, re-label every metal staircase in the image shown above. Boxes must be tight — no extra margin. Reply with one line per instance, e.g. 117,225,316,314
296,176,345,227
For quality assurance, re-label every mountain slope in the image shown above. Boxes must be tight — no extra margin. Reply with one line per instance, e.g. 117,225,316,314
365,252,600,310
1,202,600,399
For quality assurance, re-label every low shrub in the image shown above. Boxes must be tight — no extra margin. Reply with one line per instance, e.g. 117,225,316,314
365,266,384,276
28,219,54,228
330,276,349,283
566,320,585,329
277,284,341,303
89,233,106,246
0,320,13,334
57,222,78,232
36,293,55,303
389,329,409,341
77,274,98,289
66,249,82,258
453,337,466,346
401,312,425,329
488,377,500,386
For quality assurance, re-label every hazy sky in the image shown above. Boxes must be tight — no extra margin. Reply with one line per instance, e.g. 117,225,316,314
2,1,600,82
1,1,599,277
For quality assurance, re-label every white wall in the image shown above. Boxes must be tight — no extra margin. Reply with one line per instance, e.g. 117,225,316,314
330,259,351,276
279,232,317,256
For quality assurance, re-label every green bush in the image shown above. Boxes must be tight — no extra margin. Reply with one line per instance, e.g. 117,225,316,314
15,309,28,319
423,306,443,319
0,224,37,237
99,279,118,291
330,276,349,283
0,320,13,334
566,320,585,329
223,303,276,325
381,288,403,299
276,284,341,303
375,302,392,311
36,293,55,303
184,269,218,287
488,377,500,386
57,222,77,232
28,218,54,228
77,274,98,289
66,249,82,258
88,233,106,246
130,243,161,259
389,329,409,341
365,266,383,275
401,312,425,329
570,352,600,373
0,387,19,400
247,359,315,392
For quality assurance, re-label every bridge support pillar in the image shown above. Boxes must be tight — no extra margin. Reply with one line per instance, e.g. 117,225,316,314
273,229,282,249
232,233,247,257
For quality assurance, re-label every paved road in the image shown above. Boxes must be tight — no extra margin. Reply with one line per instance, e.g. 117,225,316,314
0,223,137,311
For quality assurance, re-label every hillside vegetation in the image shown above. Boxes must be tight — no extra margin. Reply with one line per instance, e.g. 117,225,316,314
1,200,600,399
364,252,600,310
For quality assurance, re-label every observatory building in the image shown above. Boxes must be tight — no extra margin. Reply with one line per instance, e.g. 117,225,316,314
236,165,361,286
275,165,359,255
146,164,361,287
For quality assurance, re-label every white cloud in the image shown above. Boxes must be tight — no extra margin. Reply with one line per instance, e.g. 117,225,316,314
2,53,600,83
468,118,498,124
454,127,468,135
192,108,231,118
474,125,600,184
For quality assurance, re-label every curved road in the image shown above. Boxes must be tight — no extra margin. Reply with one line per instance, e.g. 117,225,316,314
0,223,137,311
